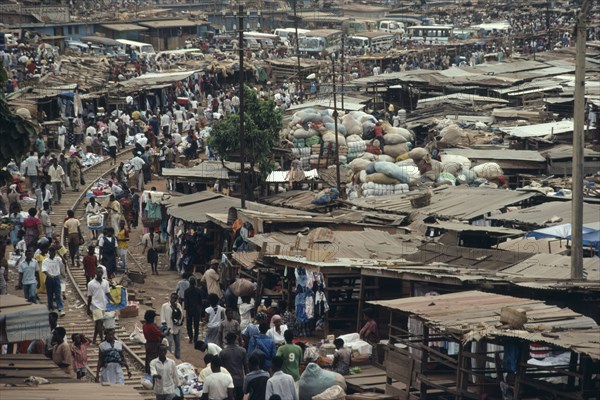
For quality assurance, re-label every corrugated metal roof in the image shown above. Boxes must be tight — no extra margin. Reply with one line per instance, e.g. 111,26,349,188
405,243,531,270
369,290,599,359
426,221,524,235
139,19,200,28
250,229,421,261
498,253,600,281
488,200,600,227
165,192,318,224
417,93,509,105
350,187,540,221
499,120,575,137
0,295,50,344
286,97,367,112
441,148,546,162
162,163,230,180
100,23,148,31
540,144,600,160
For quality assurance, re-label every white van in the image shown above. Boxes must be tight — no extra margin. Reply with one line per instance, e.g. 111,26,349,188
378,20,405,35
116,39,155,56
348,32,396,54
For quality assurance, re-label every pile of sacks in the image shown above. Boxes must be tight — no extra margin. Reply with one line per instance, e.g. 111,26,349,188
282,109,349,170
349,152,420,197
408,147,504,187
431,118,500,147
282,109,416,172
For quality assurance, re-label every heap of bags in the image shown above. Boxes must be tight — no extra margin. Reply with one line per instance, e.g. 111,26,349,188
281,109,416,170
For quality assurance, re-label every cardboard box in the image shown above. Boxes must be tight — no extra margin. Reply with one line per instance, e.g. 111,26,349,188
119,302,139,318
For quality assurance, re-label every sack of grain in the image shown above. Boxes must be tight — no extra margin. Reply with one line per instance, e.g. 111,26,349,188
377,154,395,163
440,154,472,170
346,134,363,143
341,115,362,136
473,162,503,180
230,279,256,297
373,161,410,183
441,161,463,177
293,128,312,139
408,147,428,161
383,133,408,145
364,173,401,185
383,143,410,159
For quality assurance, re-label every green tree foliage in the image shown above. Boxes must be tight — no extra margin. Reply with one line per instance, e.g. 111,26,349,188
209,86,282,189
0,67,38,184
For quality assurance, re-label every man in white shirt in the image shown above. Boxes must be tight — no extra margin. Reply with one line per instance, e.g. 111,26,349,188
195,340,222,356
150,344,181,400
160,112,171,138
201,356,235,400
57,123,67,151
265,356,298,400
108,133,119,164
197,354,231,383
22,151,40,189
108,181,124,199
86,123,97,138
128,153,146,191
48,158,65,204
42,247,65,316
87,268,114,343
174,105,184,135
160,292,184,359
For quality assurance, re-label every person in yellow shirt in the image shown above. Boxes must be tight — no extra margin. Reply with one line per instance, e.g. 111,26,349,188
105,195,122,234
116,220,129,273
34,244,49,295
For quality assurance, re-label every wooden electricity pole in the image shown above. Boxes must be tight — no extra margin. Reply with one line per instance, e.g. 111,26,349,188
238,4,246,209
571,0,591,279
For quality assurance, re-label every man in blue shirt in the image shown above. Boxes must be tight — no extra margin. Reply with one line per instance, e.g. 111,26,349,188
246,322,275,370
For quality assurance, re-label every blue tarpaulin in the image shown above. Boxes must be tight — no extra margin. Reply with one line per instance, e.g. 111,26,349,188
526,223,600,256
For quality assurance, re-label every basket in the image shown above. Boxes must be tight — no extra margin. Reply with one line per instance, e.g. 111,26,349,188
142,217,161,228
410,191,432,209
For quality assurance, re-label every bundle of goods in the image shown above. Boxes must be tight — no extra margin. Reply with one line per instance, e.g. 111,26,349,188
86,179,112,202
229,278,256,297
292,147,311,170
283,109,417,175
313,188,340,205
361,182,410,197
348,155,421,197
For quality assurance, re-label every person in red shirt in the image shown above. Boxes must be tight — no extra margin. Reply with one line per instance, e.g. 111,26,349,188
142,310,163,373
371,121,385,151
82,245,97,284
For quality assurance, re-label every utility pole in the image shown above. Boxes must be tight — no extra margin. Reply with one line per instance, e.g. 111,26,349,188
340,34,345,111
571,0,591,280
293,0,303,101
331,55,341,193
238,4,246,209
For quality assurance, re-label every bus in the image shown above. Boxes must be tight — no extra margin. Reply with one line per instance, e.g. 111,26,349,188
274,28,310,43
348,32,396,54
377,20,405,35
115,39,155,56
405,25,454,43
244,31,281,49
298,29,343,55
341,19,376,35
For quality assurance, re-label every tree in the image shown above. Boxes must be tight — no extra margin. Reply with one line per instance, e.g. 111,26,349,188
0,67,38,185
209,86,282,193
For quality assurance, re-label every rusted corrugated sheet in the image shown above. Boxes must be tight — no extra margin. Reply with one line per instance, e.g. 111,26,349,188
369,290,599,359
